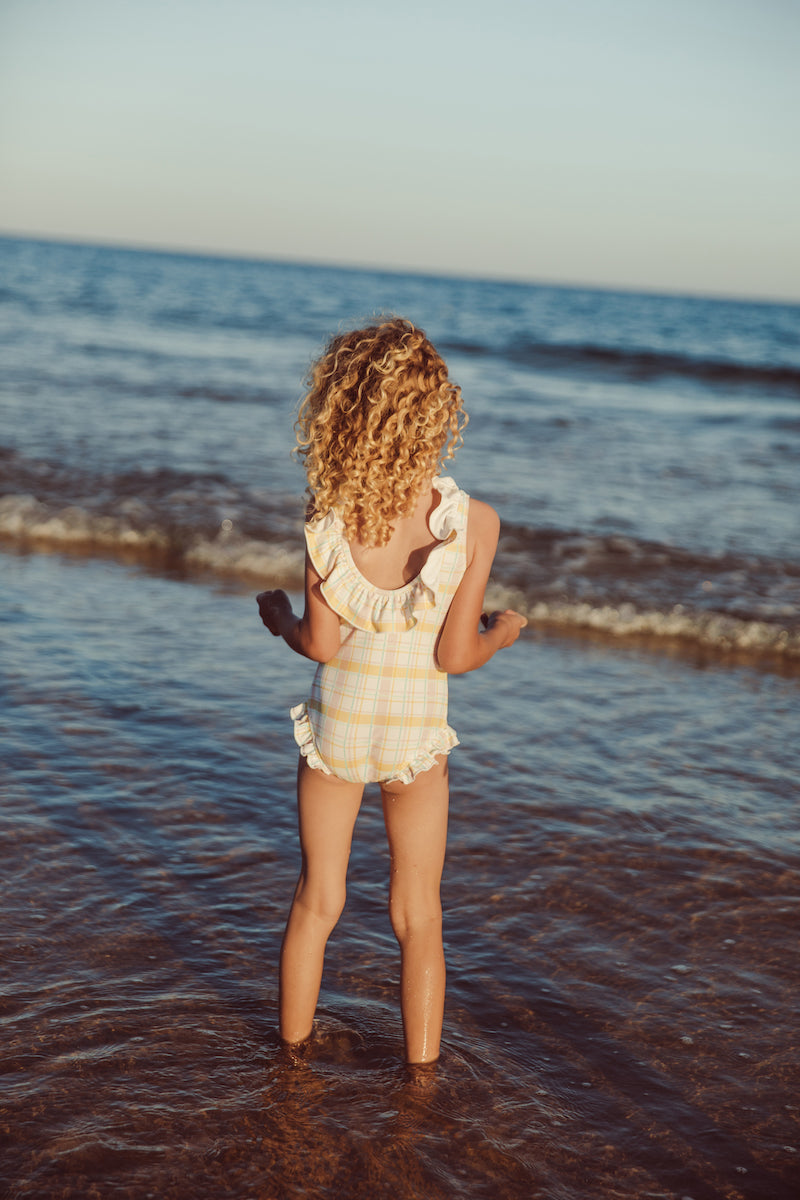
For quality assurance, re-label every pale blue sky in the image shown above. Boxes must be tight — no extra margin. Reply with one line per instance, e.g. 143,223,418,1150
1,0,798,299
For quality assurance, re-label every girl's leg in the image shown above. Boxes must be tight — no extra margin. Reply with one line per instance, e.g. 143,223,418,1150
380,756,450,1064
279,758,364,1045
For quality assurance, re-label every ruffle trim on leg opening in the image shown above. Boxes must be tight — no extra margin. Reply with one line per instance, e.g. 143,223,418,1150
290,702,333,776
384,725,460,785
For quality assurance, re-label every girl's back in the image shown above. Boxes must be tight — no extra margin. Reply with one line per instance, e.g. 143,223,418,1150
347,482,444,591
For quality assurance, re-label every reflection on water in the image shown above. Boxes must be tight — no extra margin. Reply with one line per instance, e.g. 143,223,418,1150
2,551,798,1199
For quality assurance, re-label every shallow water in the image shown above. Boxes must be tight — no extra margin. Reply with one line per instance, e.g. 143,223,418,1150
2,550,798,1199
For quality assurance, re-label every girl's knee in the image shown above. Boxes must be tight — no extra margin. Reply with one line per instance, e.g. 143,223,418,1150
388,890,442,945
295,875,347,933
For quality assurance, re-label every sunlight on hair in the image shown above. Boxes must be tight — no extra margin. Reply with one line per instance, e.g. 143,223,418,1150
295,318,467,545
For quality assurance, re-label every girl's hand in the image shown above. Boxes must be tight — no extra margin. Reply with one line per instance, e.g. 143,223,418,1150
256,557,341,662
257,589,293,636
480,609,527,648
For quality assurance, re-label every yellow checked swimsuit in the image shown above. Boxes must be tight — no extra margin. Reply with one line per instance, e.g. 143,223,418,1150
290,476,469,784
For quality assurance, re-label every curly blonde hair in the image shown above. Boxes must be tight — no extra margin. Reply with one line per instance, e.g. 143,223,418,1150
295,317,467,546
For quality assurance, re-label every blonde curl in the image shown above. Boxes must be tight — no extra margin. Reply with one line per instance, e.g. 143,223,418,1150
295,317,468,546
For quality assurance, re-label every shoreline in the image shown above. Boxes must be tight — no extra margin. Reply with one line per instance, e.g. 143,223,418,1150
4,538,799,677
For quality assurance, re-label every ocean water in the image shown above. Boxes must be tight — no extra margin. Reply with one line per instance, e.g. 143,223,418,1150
1,236,799,661
1,236,799,1199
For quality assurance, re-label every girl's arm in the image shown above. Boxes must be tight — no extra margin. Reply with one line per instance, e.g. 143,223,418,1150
435,499,526,675
256,552,341,663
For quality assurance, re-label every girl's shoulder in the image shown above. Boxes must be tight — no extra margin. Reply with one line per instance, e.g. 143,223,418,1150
467,495,499,529
467,496,500,535
466,496,500,561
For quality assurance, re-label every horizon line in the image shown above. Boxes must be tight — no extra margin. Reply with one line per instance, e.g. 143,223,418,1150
1,228,798,309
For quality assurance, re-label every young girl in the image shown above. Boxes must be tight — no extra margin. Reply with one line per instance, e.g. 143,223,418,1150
257,317,526,1064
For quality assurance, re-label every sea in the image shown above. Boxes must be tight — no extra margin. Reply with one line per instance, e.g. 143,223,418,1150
1,235,798,1199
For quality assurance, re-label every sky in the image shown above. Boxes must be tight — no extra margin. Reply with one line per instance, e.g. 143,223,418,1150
1,0,798,301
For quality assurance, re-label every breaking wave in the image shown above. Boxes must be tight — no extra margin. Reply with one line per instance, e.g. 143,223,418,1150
2,450,797,668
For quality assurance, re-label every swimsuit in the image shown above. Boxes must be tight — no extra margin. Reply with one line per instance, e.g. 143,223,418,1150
290,476,469,784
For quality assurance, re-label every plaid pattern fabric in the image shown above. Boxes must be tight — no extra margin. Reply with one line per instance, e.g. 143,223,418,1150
291,477,469,783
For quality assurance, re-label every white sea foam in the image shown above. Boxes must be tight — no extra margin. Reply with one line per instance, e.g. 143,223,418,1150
2,492,797,664
484,583,800,662
0,494,169,551
184,536,304,584
0,494,305,586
